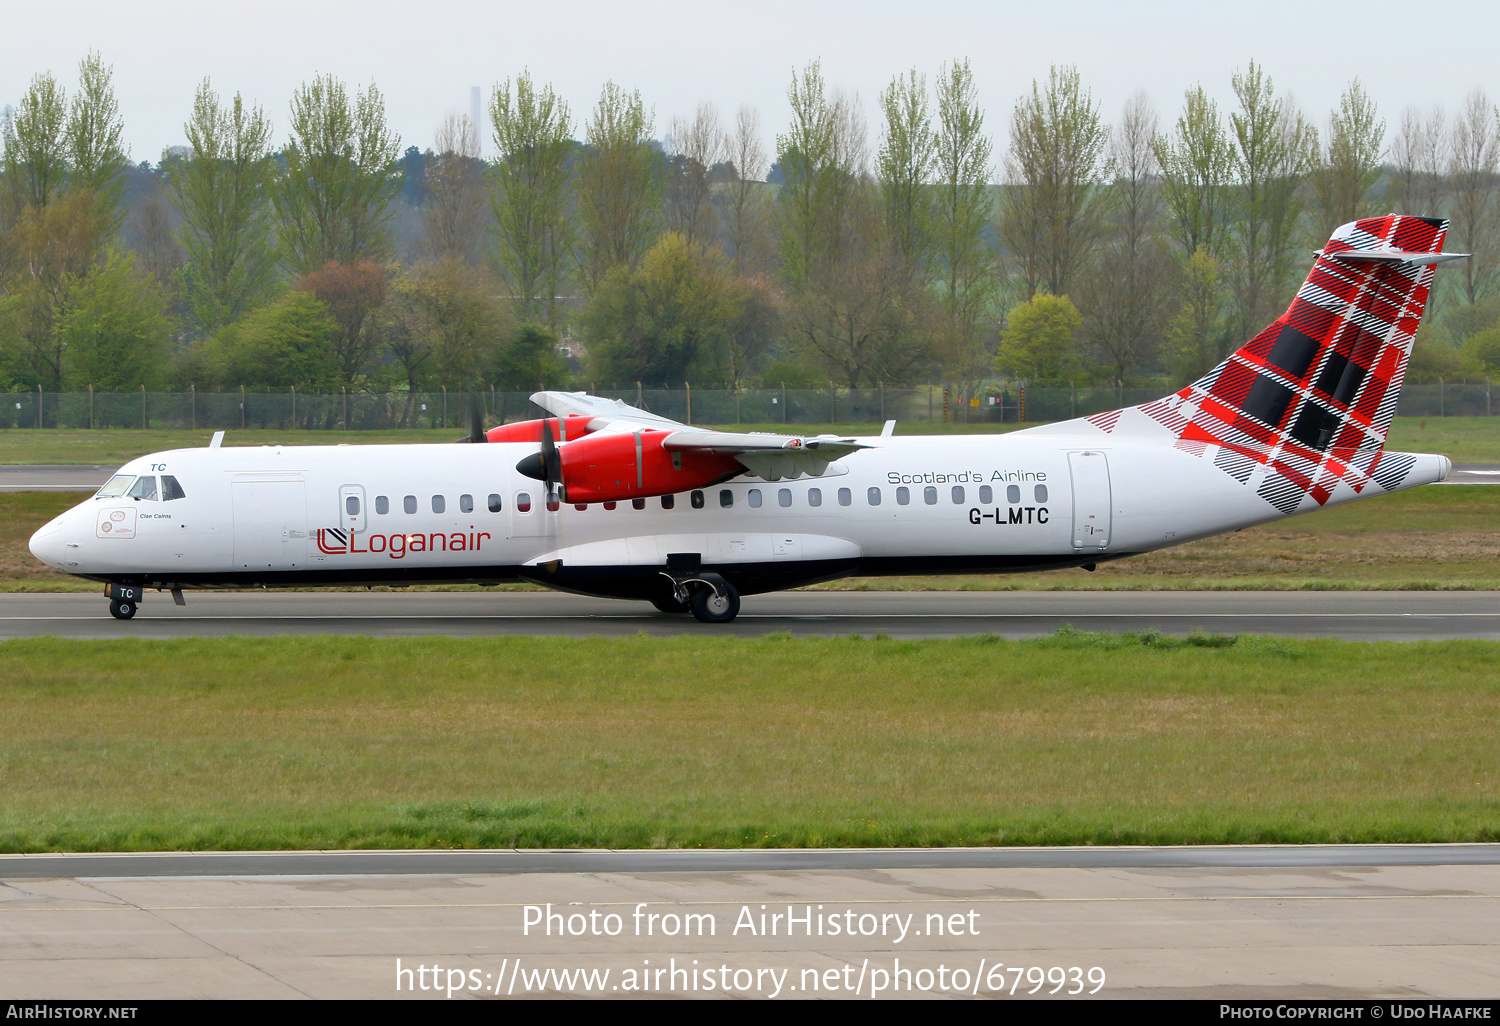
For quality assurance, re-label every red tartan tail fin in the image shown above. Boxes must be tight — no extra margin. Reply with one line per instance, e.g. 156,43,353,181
1087,214,1465,512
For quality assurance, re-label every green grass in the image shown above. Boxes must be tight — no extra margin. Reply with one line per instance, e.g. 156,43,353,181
7,486,1500,592
1,415,1495,464
1,632,1496,851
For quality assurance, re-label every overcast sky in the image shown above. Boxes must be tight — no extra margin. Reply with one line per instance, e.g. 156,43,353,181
4,0,1496,169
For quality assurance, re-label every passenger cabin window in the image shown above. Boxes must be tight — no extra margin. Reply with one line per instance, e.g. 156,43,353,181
868,487,882,506
952,486,965,504
1006,484,1021,503
346,495,360,516
604,501,617,510
661,494,675,510
1035,484,1048,503
432,495,445,514
574,503,587,511
979,485,992,504
487,493,502,513
127,476,158,501
748,488,762,508
896,486,910,505
545,491,560,512
924,486,937,505
632,498,646,510
808,488,822,507
161,475,186,501
516,492,532,513
404,495,418,514
778,488,792,507
838,488,852,507
691,490,705,509
376,495,390,515
460,494,473,513
719,489,733,508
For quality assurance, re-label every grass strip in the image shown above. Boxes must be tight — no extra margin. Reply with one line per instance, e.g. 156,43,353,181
1,631,1496,851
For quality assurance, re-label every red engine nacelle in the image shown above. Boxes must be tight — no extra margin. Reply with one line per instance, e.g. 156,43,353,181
558,430,744,504
486,416,597,444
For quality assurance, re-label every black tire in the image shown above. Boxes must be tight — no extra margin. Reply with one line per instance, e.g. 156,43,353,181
109,600,137,620
651,594,692,614
690,584,740,624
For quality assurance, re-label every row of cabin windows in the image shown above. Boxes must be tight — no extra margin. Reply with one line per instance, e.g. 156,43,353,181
348,482,1050,518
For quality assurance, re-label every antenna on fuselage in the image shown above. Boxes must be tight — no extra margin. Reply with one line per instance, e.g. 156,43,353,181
210,431,224,449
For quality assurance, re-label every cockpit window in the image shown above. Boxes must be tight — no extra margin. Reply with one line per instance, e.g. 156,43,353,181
97,474,135,498
127,475,158,501
161,475,186,501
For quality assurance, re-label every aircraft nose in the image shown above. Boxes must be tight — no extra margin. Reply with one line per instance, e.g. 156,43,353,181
29,515,67,569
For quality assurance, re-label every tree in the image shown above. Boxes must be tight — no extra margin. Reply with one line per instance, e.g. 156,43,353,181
205,289,338,390
3,72,69,209
1226,61,1318,342
1389,106,1448,219
59,249,170,389
492,322,569,392
169,79,278,334
724,106,769,272
999,65,1111,300
489,71,573,328
576,82,660,290
775,61,864,292
581,232,745,386
1447,91,1499,305
932,58,995,380
422,113,487,264
1308,79,1385,239
391,259,506,388
273,75,402,275
876,68,935,280
1078,93,1170,385
1154,85,1234,259
665,103,727,246
1165,248,1229,383
296,260,387,384
997,293,1084,382
66,52,128,240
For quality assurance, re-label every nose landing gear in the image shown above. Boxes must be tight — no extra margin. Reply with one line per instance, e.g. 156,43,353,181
109,599,137,620
105,583,142,621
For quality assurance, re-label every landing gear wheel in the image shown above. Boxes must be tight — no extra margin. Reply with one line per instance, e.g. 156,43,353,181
690,584,740,624
109,599,137,620
651,594,692,614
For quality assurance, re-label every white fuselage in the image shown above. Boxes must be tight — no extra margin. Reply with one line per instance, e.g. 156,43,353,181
28,430,1450,600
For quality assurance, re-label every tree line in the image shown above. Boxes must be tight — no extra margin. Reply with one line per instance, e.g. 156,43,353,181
4,53,1500,418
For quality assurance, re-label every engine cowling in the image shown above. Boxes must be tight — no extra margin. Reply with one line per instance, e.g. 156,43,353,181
541,430,745,503
486,416,598,444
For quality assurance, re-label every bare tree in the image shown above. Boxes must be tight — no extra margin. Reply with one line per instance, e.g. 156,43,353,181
422,113,488,264
999,65,1111,299
1079,92,1170,385
1447,91,1498,305
127,184,181,284
724,106,769,272
665,103,728,246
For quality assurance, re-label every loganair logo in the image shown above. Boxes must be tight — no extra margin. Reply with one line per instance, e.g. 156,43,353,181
316,527,492,560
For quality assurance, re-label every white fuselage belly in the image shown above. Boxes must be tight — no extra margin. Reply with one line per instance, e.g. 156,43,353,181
31,433,1448,598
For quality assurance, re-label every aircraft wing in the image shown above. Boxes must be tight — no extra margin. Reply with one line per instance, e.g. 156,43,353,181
531,390,869,481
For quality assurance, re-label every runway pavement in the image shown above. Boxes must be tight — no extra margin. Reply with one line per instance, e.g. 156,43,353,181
2,589,1498,640
3,846,1497,999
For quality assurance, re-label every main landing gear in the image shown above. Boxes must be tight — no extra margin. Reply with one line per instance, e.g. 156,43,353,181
655,564,741,624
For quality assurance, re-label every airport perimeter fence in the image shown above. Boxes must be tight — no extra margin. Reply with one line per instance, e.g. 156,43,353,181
0,381,1493,431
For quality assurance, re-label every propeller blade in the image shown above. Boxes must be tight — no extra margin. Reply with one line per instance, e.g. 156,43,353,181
517,419,567,502
466,392,487,443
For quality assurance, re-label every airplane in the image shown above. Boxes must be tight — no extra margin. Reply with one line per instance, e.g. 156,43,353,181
29,214,1466,624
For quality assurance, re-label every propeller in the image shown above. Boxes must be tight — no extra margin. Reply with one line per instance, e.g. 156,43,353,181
457,392,487,443
515,417,566,502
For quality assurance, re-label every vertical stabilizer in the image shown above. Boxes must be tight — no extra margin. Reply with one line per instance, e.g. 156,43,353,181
1079,214,1464,512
